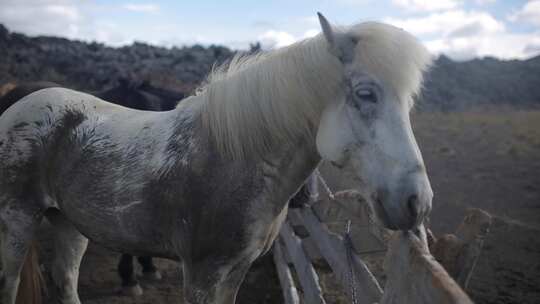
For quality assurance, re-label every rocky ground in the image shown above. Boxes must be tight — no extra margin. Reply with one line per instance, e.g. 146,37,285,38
2,23,540,111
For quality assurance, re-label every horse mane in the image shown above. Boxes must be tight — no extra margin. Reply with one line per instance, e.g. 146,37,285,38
196,22,432,160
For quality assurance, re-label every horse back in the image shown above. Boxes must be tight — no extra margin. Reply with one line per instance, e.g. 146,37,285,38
0,88,181,255
0,88,120,201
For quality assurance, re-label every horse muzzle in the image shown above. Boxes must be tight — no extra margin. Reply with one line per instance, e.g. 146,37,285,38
372,174,433,231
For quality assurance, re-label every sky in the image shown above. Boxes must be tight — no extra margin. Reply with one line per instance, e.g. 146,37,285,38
0,0,539,60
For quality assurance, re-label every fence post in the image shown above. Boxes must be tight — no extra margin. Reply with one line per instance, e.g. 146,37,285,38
273,240,301,304
279,221,326,304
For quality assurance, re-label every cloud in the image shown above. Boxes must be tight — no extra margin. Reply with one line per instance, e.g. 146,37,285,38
257,30,296,49
508,0,540,27
0,0,133,45
255,28,320,50
426,32,540,60
385,10,504,37
302,29,319,39
0,0,536,60
391,0,461,12
386,9,540,60
122,3,160,13
448,20,499,38
44,4,81,21
0,0,83,38
89,21,126,46
524,42,540,55
474,0,496,5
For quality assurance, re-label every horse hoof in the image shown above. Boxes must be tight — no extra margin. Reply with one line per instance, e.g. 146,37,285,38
142,270,162,281
121,284,143,296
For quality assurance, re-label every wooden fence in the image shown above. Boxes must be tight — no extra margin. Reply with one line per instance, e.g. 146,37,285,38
273,172,491,304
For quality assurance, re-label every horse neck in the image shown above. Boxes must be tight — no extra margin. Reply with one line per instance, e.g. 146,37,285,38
169,37,343,205
258,135,322,213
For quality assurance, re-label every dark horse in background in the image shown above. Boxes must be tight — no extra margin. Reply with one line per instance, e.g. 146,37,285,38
0,79,183,113
0,79,185,295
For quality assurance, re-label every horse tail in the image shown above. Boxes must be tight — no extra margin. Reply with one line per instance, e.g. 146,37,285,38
16,240,44,304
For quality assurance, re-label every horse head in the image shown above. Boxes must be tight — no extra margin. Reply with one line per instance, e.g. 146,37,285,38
315,14,433,231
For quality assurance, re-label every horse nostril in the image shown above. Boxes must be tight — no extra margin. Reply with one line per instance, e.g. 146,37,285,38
407,194,419,219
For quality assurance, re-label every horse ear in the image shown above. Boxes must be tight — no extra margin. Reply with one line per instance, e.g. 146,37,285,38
318,13,335,47
317,12,340,58
317,13,339,57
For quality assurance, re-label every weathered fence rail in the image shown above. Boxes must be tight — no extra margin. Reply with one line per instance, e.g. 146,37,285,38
279,220,327,304
272,240,300,304
273,172,491,304
289,207,383,302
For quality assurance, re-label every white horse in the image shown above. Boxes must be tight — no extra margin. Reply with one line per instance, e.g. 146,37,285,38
0,14,433,304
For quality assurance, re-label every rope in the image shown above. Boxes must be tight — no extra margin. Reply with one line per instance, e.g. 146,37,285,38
315,170,380,235
312,171,369,304
345,220,359,304
314,169,335,201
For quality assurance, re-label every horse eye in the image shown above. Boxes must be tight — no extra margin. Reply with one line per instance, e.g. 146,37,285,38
355,89,377,103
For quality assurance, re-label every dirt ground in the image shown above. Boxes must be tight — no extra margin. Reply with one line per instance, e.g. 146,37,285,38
413,111,540,234
413,110,540,304
33,228,283,304
5,110,540,304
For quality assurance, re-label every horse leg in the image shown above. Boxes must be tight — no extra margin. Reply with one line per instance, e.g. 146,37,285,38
46,210,88,304
117,254,142,296
214,259,253,304
137,256,162,280
183,258,253,304
0,204,42,304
